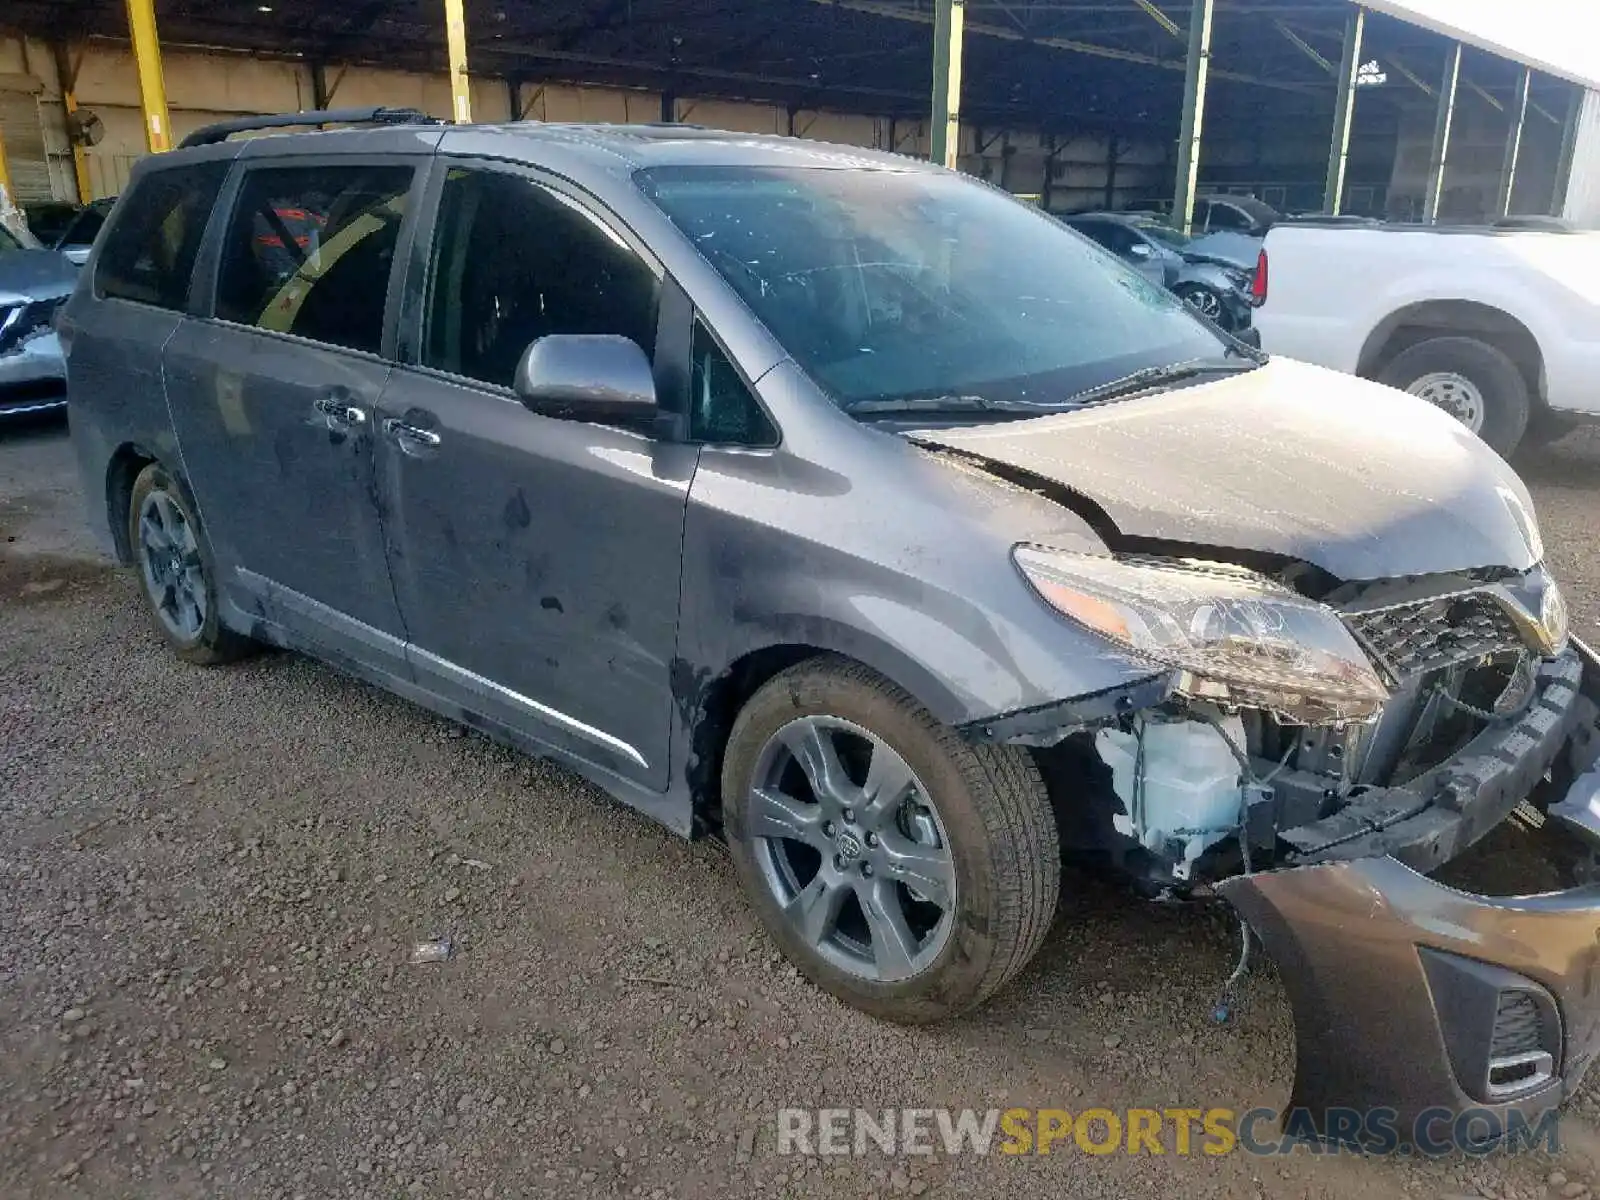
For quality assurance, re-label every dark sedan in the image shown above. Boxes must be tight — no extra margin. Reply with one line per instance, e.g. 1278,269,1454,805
1060,212,1256,333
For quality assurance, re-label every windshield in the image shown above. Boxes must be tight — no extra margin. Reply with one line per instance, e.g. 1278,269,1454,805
636,166,1233,412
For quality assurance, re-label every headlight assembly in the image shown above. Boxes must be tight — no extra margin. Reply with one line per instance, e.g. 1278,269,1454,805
1013,546,1390,724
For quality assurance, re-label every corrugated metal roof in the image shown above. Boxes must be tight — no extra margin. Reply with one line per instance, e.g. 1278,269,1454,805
1364,0,1600,90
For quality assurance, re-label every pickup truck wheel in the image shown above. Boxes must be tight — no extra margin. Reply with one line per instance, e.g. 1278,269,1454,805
129,464,254,665
1378,336,1530,455
722,656,1060,1023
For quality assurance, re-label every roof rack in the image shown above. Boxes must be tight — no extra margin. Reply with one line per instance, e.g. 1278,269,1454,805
178,107,443,149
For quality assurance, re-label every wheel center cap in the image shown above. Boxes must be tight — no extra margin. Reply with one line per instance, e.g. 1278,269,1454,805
835,830,864,861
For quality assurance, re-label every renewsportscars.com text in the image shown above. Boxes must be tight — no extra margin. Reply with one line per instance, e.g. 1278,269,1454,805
775,1106,1560,1158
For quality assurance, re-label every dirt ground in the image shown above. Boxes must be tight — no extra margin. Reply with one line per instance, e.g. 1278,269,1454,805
5,416,1600,1200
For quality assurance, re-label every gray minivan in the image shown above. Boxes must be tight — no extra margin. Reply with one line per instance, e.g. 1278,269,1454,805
62,108,1600,1134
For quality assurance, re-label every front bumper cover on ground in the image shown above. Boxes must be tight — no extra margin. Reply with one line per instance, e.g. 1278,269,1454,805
1217,639,1600,1132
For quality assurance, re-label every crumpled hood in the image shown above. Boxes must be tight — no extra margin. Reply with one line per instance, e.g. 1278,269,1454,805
913,358,1543,582
0,250,79,306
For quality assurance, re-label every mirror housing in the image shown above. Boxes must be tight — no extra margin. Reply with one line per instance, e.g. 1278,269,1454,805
513,334,657,424
1128,242,1154,259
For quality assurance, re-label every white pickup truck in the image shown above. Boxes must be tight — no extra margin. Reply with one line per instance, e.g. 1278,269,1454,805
1252,221,1600,455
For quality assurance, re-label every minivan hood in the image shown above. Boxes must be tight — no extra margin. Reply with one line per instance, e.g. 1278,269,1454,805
912,358,1543,582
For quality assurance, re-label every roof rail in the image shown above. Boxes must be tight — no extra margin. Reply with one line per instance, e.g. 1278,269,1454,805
178,106,443,149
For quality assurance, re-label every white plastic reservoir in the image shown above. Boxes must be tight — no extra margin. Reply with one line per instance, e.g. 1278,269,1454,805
1096,715,1247,881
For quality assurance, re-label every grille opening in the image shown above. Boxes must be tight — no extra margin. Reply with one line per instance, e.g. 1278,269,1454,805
1492,990,1543,1057
1486,991,1554,1099
1344,592,1525,682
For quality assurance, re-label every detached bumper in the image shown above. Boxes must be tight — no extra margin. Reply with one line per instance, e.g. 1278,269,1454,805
1218,639,1600,1130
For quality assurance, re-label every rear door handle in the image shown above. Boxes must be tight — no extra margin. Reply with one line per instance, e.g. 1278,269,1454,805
383,418,441,448
313,395,367,426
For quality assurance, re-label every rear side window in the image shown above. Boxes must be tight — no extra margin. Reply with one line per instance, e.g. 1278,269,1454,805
215,165,414,355
95,162,229,309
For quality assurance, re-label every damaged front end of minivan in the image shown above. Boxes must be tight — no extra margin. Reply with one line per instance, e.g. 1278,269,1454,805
967,547,1600,1131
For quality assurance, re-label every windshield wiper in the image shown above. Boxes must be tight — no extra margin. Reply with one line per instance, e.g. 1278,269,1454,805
1064,358,1259,407
847,394,1054,417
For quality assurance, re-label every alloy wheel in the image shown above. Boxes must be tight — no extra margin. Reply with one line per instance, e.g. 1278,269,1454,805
137,489,208,641
1181,286,1224,321
747,715,956,983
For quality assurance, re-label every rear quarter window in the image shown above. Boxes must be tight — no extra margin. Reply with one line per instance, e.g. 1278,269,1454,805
95,162,230,310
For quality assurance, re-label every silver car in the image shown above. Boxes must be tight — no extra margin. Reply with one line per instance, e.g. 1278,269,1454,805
0,223,75,417
61,110,1600,1137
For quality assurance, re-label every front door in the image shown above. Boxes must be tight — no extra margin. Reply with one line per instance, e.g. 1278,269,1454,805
376,163,696,789
164,160,421,667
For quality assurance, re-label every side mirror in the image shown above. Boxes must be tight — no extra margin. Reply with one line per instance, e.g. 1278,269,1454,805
1128,243,1153,259
513,334,657,424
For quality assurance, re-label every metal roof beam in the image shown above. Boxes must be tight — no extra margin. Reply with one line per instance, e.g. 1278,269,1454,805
1385,54,1434,96
1274,19,1333,73
1129,0,1182,40
810,0,1322,92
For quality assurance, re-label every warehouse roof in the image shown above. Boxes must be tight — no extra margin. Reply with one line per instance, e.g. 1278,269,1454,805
1368,0,1600,90
15,1,1584,136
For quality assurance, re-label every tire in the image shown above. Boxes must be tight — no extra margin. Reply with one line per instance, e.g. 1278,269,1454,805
1376,336,1530,456
127,463,253,665
722,655,1060,1023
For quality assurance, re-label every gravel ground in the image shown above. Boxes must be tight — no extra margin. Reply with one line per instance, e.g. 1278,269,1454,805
5,417,1600,1200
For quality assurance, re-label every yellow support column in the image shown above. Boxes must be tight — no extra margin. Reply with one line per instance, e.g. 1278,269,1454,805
443,0,472,124
54,44,93,202
0,127,14,208
125,0,172,152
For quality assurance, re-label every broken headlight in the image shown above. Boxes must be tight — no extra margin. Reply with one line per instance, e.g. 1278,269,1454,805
1013,547,1390,723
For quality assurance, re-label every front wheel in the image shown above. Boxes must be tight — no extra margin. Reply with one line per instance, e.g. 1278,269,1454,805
1377,335,1530,456
722,656,1060,1023
1174,283,1229,329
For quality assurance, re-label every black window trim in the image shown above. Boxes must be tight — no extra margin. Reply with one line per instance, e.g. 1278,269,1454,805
391,154,680,440
90,152,237,315
189,151,429,363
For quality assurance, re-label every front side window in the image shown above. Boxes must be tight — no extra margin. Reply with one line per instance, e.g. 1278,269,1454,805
215,165,413,354
1068,220,1131,256
690,321,776,446
638,166,1231,415
95,162,230,309
423,168,660,388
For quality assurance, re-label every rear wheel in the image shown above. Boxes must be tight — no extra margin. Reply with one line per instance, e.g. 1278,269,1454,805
128,464,253,665
722,656,1060,1023
1377,336,1530,456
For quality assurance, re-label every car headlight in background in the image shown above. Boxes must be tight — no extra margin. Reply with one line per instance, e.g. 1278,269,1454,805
1013,546,1391,724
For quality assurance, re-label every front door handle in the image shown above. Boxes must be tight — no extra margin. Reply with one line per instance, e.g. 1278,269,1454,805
313,395,367,426
383,418,442,448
